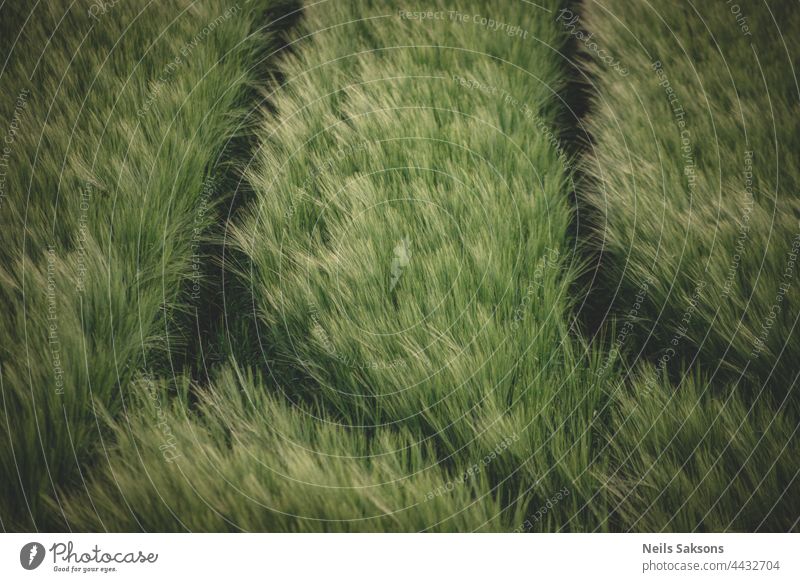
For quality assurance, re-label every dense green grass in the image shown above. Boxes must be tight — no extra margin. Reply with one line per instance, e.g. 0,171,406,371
0,0,299,530
579,0,800,390
61,365,533,531
1,0,797,532
599,368,798,531
578,0,799,530
60,0,616,532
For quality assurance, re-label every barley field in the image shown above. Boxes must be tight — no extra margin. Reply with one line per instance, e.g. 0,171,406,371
0,0,797,532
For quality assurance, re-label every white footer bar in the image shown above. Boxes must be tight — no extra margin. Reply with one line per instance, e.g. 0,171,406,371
1,533,796,581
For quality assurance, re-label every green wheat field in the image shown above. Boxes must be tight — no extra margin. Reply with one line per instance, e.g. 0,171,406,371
0,0,797,532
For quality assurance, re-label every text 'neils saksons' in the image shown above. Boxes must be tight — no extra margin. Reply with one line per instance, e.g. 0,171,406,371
643,543,724,554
